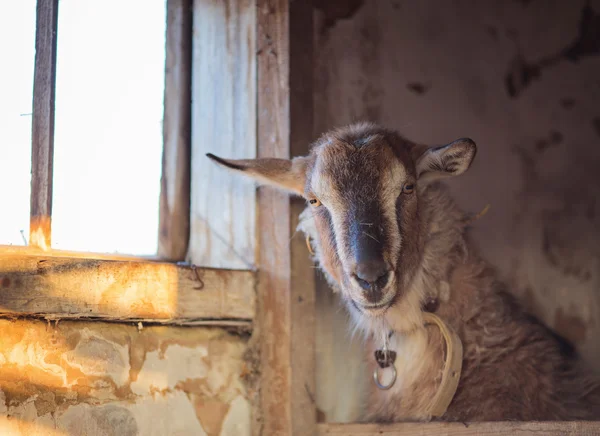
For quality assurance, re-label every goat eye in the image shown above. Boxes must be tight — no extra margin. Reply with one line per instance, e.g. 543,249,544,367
403,184,415,194
309,198,322,207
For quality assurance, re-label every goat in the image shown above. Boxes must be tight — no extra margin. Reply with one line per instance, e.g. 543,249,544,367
207,122,600,422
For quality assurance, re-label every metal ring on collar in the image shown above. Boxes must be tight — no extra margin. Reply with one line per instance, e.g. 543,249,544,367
373,365,397,390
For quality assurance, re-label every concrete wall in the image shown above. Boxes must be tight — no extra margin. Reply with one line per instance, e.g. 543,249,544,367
0,320,250,435
313,0,600,422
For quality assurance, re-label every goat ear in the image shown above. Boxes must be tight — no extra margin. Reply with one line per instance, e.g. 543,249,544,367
414,138,477,183
206,153,309,196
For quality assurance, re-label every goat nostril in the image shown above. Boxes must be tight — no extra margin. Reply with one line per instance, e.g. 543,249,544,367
354,263,391,292
354,275,371,291
376,271,390,289
354,261,390,303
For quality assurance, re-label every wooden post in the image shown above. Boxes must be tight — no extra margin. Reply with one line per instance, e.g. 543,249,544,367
158,0,192,261
289,0,317,434
30,0,59,250
256,1,316,434
256,1,293,431
189,0,315,432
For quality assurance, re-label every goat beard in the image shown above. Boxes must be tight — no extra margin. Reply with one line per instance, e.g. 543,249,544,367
344,269,427,344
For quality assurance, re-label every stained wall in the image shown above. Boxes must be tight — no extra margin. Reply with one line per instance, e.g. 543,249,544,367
0,320,250,435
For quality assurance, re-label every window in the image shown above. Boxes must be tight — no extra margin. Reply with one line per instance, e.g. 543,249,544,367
0,0,166,256
0,0,36,247
52,0,166,255
0,3,253,434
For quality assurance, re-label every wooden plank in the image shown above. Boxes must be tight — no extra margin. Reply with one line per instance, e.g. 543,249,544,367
289,0,317,434
290,197,317,434
255,0,292,433
318,422,600,436
158,0,192,261
30,0,59,250
0,251,256,325
189,0,257,269
254,1,317,435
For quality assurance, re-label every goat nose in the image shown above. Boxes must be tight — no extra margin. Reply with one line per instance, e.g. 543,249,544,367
354,261,391,299
355,260,389,285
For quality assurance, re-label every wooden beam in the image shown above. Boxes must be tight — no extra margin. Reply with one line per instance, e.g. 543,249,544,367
289,0,317,434
0,251,255,326
256,0,291,433
158,0,192,261
318,422,600,436
255,1,316,435
189,0,257,270
30,0,59,250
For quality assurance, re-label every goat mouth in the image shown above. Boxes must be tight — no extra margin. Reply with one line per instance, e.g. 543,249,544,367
351,298,393,315
362,301,390,310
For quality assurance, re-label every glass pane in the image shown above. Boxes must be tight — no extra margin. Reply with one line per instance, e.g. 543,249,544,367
0,1,35,246
52,0,166,255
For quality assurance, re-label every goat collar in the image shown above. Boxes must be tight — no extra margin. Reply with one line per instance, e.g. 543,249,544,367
422,312,463,417
374,312,463,418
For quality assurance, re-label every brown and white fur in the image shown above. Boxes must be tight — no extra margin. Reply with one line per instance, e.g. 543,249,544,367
207,122,600,422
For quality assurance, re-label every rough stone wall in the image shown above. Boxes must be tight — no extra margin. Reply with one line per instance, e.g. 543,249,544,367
0,320,250,435
312,0,600,422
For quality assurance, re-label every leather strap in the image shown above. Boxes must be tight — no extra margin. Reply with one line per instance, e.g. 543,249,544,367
422,312,463,417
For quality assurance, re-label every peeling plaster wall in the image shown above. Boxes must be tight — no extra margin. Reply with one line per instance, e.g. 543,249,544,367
0,320,250,435
313,0,600,422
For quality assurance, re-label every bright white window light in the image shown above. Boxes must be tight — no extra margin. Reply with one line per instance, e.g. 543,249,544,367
0,0,35,247
51,0,166,255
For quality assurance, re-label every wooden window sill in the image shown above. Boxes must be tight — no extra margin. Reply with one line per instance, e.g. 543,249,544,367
0,246,255,328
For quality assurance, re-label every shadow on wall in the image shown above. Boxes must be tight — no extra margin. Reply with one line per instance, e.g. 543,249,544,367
505,1,600,98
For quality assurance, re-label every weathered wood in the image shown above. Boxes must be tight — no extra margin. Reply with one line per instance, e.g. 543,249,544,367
30,0,59,250
255,0,292,433
318,422,600,436
158,0,192,261
290,199,318,431
254,1,317,435
289,0,317,434
189,0,257,269
0,251,256,325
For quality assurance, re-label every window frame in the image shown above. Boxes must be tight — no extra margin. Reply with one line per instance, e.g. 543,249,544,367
23,0,188,258
29,0,58,251
0,0,252,325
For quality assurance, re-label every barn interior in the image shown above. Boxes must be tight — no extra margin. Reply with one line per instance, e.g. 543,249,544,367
0,0,599,434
